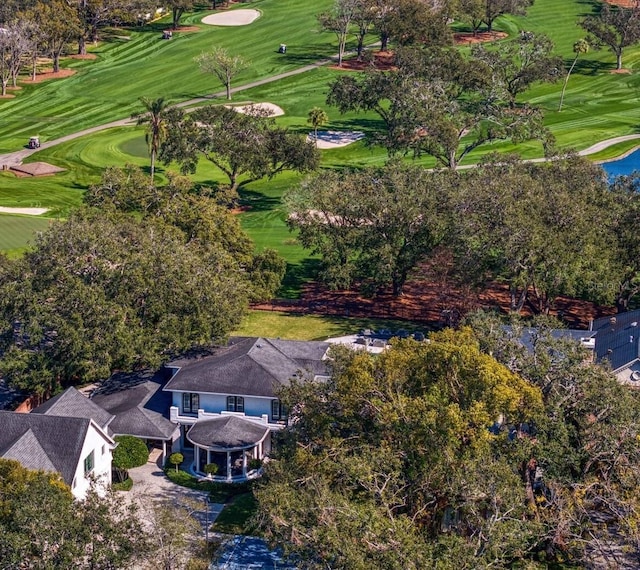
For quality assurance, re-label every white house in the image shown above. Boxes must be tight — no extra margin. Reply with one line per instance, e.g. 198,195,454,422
164,336,330,481
0,408,115,500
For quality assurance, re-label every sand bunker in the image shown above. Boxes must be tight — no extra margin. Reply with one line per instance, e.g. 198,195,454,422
226,102,284,117
308,130,365,149
0,206,49,215
202,9,260,26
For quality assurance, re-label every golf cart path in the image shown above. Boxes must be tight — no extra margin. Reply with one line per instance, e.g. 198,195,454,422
0,59,332,167
1,61,639,167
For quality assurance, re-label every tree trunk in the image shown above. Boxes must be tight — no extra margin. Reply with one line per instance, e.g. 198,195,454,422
616,295,629,314
78,35,86,56
1,79,6,97
380,31,389,52
617,50,623,70
53,52,60,73
356,34,365,60
226,81,231,100
150,149,156,179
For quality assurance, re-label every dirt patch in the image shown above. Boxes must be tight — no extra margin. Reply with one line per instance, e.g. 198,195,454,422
66,53,97,60
21,69,76,83
230,205,252,214
332,51,397,71
454,31,508,45
603,0,637,6
0,94,15,99
252,258,614,330
610,68,631,74
168,26,200,32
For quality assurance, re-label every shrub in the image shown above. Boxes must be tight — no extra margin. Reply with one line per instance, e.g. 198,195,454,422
112,436,148,482
169,452,184,473
248,458,262,471
204,463,219,476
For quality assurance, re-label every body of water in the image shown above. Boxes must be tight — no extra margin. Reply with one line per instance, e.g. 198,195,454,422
601,147,640,178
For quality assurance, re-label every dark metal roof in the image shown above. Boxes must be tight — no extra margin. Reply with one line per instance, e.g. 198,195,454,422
33,387,114,431
91,370,176,440
592,311,640,371
165,337,330,398
0,412,91,486
187,416,270,450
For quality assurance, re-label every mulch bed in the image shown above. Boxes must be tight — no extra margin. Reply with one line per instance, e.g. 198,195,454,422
603,0,637,6
453,31,508,45
21,69,76,83
252,259,615,330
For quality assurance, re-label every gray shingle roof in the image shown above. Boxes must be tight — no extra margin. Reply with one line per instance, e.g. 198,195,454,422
592,311,640,371
165,337,330,398
0,412,90,486
91,371,176,440
187,416,270,450
33,387,114,430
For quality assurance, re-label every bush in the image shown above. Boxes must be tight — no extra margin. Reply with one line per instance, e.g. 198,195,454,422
112,477,133,491
248,458,262,471
204,463,219,476
169,452,184,473
112,436,148,482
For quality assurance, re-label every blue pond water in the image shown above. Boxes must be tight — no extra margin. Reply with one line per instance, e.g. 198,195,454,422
601,147,640,178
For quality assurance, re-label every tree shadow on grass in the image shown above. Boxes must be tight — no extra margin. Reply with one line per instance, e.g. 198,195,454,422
278,259,322,299
238,186,282,212
277,45,336,66
571,58,616,76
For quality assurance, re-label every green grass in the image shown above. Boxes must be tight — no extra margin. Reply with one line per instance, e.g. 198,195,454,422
164,466,253,503
0,0,337,153
112,477,133,491
232,310,431,340
0,214,54,257
211,492,259,535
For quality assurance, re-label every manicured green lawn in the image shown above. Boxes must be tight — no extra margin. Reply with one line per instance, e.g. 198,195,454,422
211,492,259,535
232,310,430,340
0,214,53,257
0,0,336,153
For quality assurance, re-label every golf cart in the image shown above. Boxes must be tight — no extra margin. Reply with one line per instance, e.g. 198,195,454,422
28,136,40,149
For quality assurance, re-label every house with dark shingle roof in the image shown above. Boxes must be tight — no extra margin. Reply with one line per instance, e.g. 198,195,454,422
90,370,180,462
0,406,115,500
591,311,640,385
164,336,330,481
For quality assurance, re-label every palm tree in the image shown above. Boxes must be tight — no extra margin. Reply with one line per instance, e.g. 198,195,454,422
558,39,589,112
307,107,329,147
133,97,170,179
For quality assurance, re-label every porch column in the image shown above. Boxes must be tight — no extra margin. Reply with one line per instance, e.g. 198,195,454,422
226,452,232,482
162,440,166,463
195,446,200,472
207,449,211,466
242,450,248,477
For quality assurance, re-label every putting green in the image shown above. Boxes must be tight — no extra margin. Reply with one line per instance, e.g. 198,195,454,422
120,135,148,159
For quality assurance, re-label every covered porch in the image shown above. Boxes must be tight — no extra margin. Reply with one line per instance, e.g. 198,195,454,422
187,415,271,482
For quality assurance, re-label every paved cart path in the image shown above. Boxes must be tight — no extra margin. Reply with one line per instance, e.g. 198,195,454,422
1,57,639,168
0,59,332,167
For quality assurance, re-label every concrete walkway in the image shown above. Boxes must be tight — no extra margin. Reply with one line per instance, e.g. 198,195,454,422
124,452,224,532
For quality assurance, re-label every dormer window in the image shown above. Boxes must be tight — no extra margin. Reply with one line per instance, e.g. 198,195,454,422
227,396,244,413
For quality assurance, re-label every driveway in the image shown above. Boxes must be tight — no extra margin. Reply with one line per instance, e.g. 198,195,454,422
124,451,224,530
211,535,297,570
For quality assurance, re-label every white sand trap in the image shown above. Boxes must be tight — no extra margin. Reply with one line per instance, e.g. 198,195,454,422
202,9,260,26
308,130,365,149
226,102,284,117
0,206,49,215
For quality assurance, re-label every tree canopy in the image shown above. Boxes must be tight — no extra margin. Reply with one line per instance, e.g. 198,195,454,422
0,182,256,395
0,458,148,568
256,321,640,567
160,105,320,192
286,161,450,295
327,46,550,168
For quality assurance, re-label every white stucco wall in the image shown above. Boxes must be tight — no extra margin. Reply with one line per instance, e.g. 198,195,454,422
70,422,113,500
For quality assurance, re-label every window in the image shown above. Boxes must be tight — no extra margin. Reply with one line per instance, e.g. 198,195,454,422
227,396,244,413
84,451,94,476
272,399,287,421
182,392,200,414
